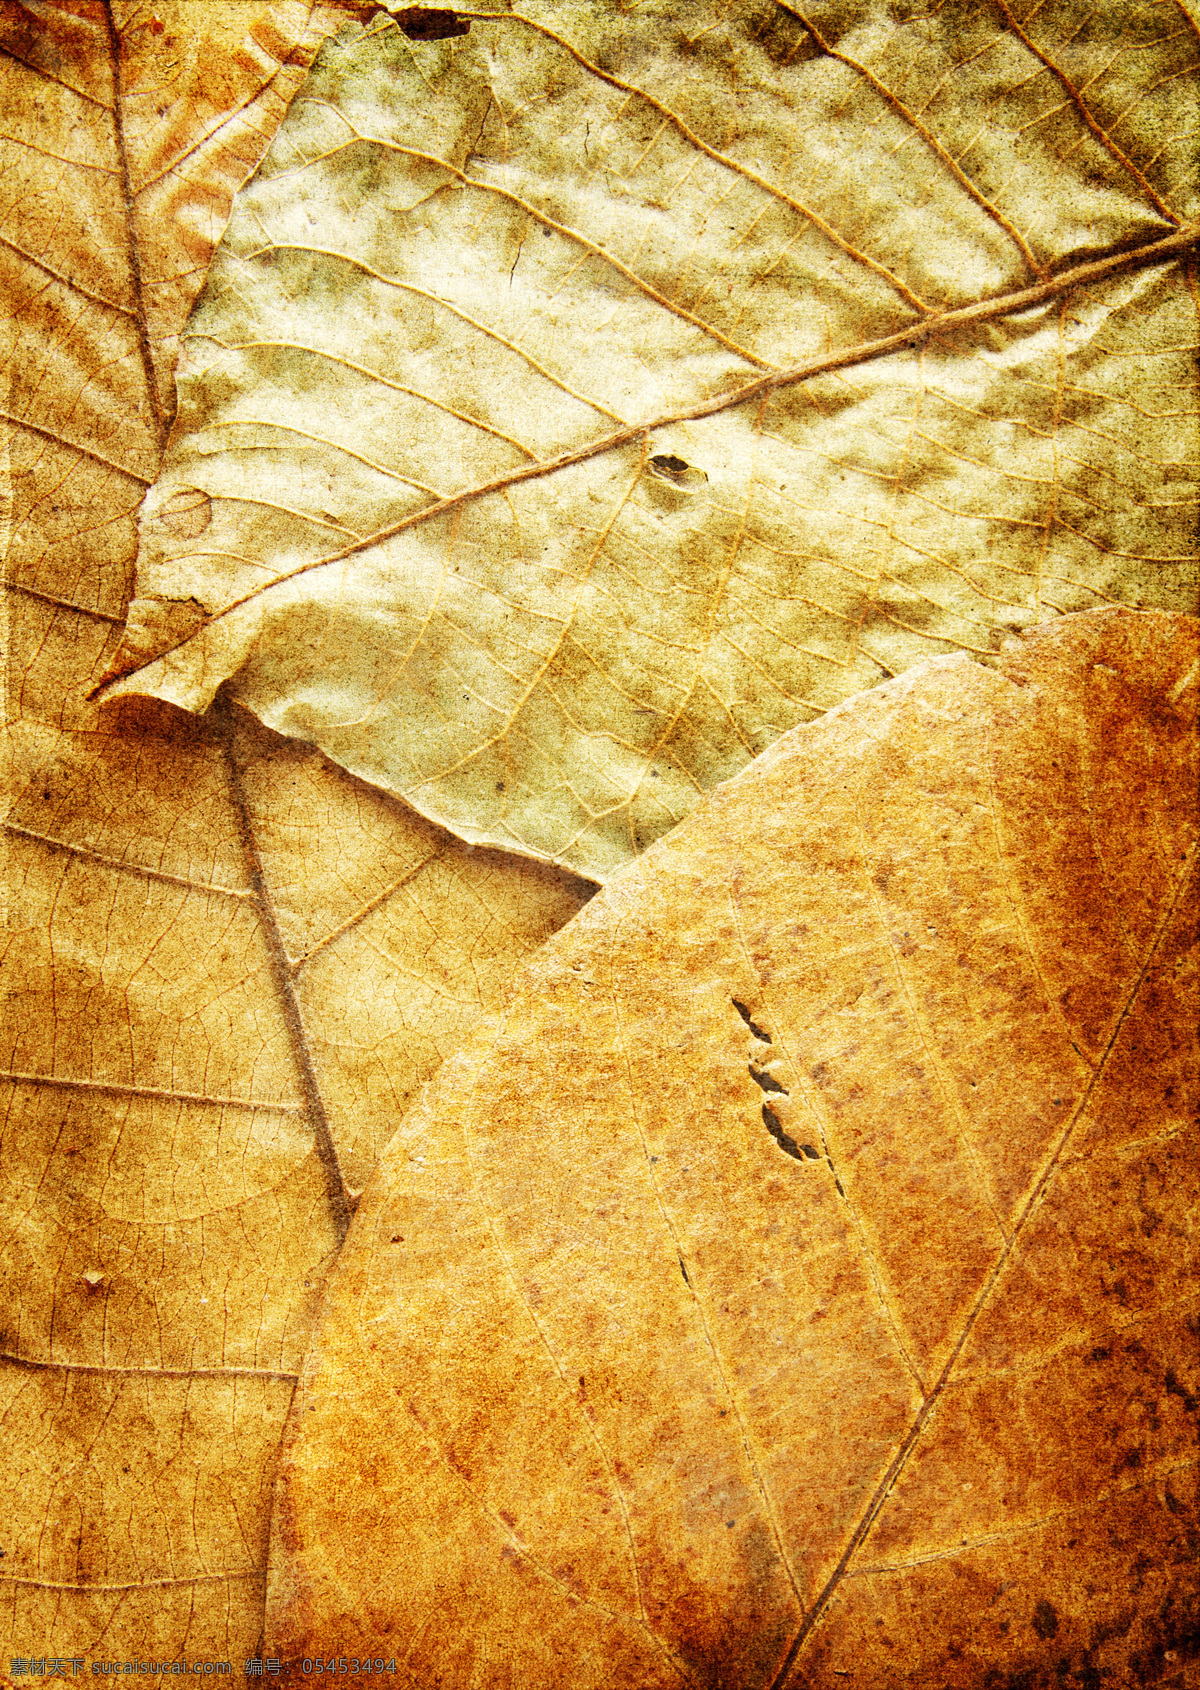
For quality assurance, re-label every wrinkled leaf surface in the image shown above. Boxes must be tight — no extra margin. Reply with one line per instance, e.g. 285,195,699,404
270,608,1199,1689
107,0,1200,878
1,0,589,1662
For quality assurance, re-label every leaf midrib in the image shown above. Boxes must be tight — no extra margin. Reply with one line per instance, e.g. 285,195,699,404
95,220,1199,701
766,835,1199,1690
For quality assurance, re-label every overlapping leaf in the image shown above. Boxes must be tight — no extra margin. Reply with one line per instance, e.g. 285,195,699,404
5,0,1198,1671
269,607,1200,1689
1,0,589,1665
105,0,1200,878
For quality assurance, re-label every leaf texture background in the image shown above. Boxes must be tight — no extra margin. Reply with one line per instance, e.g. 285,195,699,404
271,608,1200,1690
2,0,1198,1673
106,0,1200,879
2,0,589,1665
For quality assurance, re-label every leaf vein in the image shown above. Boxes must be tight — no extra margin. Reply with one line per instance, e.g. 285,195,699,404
993,0,1182,222
459,9,934,313
200,335,538,459
96,225,1199,699
768,836,1199,1688
313,119,776,368
779,3,1045,276
241,240,626,423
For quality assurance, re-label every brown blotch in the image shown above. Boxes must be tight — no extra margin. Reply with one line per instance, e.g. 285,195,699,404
394,8,469,40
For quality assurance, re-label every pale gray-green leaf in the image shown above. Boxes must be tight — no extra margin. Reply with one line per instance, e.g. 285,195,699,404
105,1,1200,879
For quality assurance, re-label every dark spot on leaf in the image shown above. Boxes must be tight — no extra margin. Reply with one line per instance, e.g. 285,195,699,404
762,1103,803,1161
1032,1599,1059,1639
651,453,689,474
679,1257,691,1286
1164,1367,1199,1413
801,1144,821,1160
394,8,469,40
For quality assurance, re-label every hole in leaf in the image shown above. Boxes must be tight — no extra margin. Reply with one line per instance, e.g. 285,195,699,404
647,451,707,487
732,999,771,1042
762,1103,803,1161
749,1063,788,1096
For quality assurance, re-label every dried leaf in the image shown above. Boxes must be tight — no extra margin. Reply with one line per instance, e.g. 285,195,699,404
103,1,1200,879
5,0,1198,1670
269,608,1199,1689
2,1,588,1664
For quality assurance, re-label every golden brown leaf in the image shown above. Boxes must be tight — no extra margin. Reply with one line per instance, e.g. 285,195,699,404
2,1,589,1665
269,608,1199,1688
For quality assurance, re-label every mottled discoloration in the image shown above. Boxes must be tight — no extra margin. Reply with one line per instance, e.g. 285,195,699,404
103,2,1200,882
268,610,1199,1684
